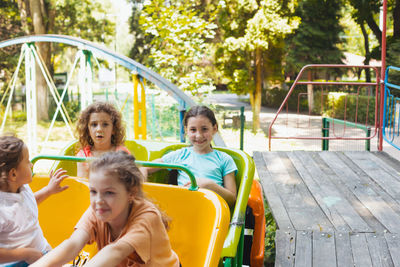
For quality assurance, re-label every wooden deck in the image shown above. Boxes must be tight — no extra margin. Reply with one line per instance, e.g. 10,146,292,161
254,151,400,267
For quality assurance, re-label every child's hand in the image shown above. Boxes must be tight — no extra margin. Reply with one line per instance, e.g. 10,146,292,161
23,247,43,263
184,178,214,189
47,168,69,194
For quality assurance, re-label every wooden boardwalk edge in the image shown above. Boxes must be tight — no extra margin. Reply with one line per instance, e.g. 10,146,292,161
255,151,400,267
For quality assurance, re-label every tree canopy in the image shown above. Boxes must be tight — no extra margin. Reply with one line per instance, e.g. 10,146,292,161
0,0,114,119
129,0,217,96
285,0,344,79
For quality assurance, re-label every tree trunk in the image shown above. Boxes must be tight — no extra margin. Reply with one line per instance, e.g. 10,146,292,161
360,22,371,82
29,0,49,120
252,47,262,132
366,14,382,46
394,0,400,38
17,0,30,34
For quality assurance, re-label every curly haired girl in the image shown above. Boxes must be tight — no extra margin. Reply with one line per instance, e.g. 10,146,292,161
76,101,130,177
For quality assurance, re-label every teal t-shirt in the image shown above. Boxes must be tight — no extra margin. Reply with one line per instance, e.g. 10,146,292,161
162,147,237,186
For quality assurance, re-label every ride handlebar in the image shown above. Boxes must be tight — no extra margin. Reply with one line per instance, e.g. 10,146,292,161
31,155,199,191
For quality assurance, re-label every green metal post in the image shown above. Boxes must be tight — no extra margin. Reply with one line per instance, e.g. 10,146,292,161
233,226,245,267
240,106,245,151
322,118,330,151
224,258,232,267
322,117,372,151
366,127,371,151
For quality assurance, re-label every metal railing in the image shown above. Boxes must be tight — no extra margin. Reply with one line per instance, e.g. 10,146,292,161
31,154,199,191
268,64,380,151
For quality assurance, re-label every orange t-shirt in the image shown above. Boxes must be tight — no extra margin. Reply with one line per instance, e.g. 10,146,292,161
75,199,179,267
76,145,131,176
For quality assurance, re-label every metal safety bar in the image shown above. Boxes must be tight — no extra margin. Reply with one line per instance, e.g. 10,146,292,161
322,117,371,151
383,66,400,150
31,155,198,191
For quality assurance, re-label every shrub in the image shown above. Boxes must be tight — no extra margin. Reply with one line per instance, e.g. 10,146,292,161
263,85,376,126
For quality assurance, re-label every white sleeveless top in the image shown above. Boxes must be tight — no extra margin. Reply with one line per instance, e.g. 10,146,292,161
0,184,51,266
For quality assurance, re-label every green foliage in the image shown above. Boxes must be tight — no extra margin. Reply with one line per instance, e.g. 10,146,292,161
129,1,153,64
264,86,376,125
131,0,217,96
146,101,180,141
217,0,299,94
285,0,344,78
48,99,80,122
263,84,308,111
0,1,25,83
51,0,115,52
11,110,27,122
322,92,376,125
264,202,276,265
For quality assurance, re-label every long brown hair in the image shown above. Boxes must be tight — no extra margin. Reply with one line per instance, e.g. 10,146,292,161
76,102,126,148
0,135,25,191
89,151,170,229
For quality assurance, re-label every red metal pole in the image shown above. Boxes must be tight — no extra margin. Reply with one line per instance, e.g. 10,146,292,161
379,0,388,151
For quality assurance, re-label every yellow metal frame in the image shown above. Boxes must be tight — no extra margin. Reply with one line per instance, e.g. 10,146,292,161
133,74,147,139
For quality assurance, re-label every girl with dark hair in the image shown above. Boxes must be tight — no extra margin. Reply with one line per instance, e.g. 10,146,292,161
0,135,69,267
141,105,237,207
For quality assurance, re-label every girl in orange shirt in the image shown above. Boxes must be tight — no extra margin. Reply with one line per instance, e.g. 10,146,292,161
31,151,179,267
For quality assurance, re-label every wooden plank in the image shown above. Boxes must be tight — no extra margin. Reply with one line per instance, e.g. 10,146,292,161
366,233,394,267
335,232,354,267
275,230,296,267
262,152,333,231
294,231,312,267
372,151,400,175
253,151,294,230
319,152,400,232
384,233,400,267
350,233,373,267
312,232,336,267
345,151,400,208
289,151,370,232
313,152,385,232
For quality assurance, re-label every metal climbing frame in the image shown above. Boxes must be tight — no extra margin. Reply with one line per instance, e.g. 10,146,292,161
268,64,380,151
0,35,226,152
383,66,400,150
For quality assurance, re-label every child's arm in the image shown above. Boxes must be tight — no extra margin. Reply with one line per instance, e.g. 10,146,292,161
77,162,88,178
139,158,164,181
84,240,134,267
188,172,237,207
0,247,42,264
29,229,89,267
34,168,69,204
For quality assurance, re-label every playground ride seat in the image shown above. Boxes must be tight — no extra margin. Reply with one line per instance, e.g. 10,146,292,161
52,139,151,177
51,139,264,266
29,175,97,258
245,180,265,267
144,142,263,266
29,174,230,267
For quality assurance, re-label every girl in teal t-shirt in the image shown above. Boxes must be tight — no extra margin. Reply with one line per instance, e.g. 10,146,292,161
140,106,237,207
